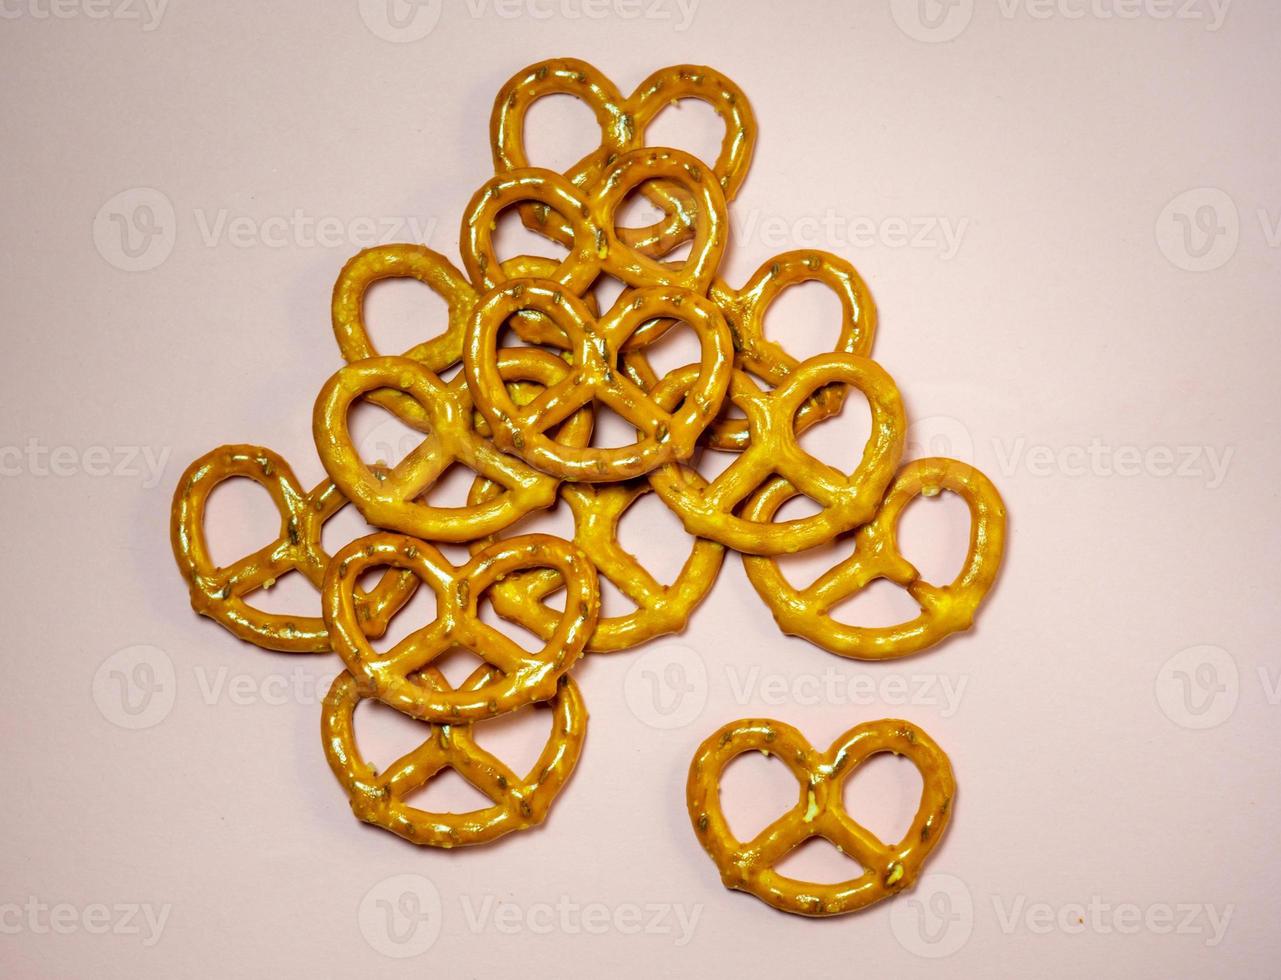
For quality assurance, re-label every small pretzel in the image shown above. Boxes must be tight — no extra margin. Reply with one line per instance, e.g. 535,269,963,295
492,58,755,258
313,350,592,542
468,476,725,654
742,458,1006,659
624,250,877,450
646,354,905,555
332,244,594,428
323,532,598,722
170,445,416,653
687,717,954,916
465,279,733,482
322,666,586,847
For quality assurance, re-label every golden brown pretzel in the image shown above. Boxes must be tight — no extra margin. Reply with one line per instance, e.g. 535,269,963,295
331,244,596,428
322,666,586,847
742,458,1006,659
170,445,415,653
313,349,593,542
491,57,755,258
465,279,733,482
646,354,906,555
467,476,725,654
323,532,598,722
687,717,954,916
624,250,878,450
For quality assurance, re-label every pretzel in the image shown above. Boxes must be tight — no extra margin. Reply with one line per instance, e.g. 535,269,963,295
468,476,725,654
313,349,593,542
323,532,598,722
322,666,586,847
492,58,755,258
646,354,905,555
465,279,733,482
464,146,728,305
170,445,416,653
687,717,954,916
624,250,877,450
742,458,1006,659
332,244,599,428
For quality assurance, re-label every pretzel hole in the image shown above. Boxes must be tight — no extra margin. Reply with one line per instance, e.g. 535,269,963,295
360,275,451,358
896,491,972,585
349,401,423,469
772,837,866,885
402,767,495,815
419,462,476,508
468,699,557,779
597,578,638,619
644,98,726,179
492,204,571,266
841,753,925,846
353,697,434,771
827,579,921,628
688,444,740,483
247,570,318,615
633,317,705,380
368,577,439,654
614,186,670,231
522,92,603,174
202,477,287,569
795,385,872,472
478,597,548,657
761,280,846,364
718,751,804,842
427,646,494,689
592,274,628,315
321,501,386,560
590,404,643,450
614,490,692,585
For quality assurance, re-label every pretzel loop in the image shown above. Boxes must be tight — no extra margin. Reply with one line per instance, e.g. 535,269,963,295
170,445,416,652
467,476,725,654
687,718,955,916
322,666,586,847
465,279,733,482
492,58,755,258
647,354,906,554
313,351,592,541
742,458,1006,658
323,532,598,722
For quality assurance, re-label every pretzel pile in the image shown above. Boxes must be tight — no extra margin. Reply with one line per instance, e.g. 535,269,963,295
170,58,1006,916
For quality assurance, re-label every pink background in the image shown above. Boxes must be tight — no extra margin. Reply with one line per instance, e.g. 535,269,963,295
2,1,1278,976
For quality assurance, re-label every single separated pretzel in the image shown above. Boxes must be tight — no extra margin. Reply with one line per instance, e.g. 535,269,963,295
322,666,586,847
687,717,955,916
466,279,733,482
742,458,1007,659
313,349,593,542
624,250,877,450
332,244,596,429
170,445,416,653
467,475,725,654
491,57,755,258
646,354,905,555
323,532,598,722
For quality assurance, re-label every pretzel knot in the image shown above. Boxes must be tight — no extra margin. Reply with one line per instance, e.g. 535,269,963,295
465,279,733,482
687,718,955,917
170,445,416,653
625,250,878,451
646,354,906,555
468,476,725,654
321,666,587,847
323,532,599,722
492,57,755,259
314,349,593,542
742,458,1007,659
